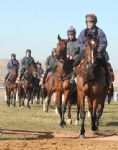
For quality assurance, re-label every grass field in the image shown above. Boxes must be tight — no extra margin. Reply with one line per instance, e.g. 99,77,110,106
0,100,118,140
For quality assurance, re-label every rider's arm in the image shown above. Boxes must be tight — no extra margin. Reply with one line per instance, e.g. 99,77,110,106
97,29,108,53
78,30,85,50
7,61,11,71
45,56,50,69
21,57,25,68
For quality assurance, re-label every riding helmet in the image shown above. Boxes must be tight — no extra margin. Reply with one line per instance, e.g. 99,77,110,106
85,14,97,24
26,49,31,53
67,26,76,35
11,53,16,58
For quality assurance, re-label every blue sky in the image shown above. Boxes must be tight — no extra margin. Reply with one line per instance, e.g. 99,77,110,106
0,0,118,70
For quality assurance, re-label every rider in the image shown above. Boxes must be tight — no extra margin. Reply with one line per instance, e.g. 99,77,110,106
18,49,35,80
5,53,19,82
66,26,80,83
36,62,44,78
43,48,57,84
77,14,110,84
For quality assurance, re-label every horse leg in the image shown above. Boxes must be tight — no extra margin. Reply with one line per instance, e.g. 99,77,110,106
78,91,86,138
75,105,80,126
6,90,11,107
107,93,111,104
90,99,98,132
61,88,71,127
27,92,31,109
7,94,10,107
43,91,51,112
55,91,63,126
96,96,105,131
37,88,40,104
13,89,17,107
13,94,16,107
67,102,72,124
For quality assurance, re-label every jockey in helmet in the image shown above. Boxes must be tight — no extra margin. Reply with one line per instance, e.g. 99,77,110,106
43,48,57,84
66,26,80,83
77,14,110,84
5,53,19,82
36,62,44,78
18,49,35,80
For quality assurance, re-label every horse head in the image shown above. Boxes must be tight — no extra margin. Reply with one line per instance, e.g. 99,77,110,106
84,38,97,65
55,35,67,60
28,63,37,77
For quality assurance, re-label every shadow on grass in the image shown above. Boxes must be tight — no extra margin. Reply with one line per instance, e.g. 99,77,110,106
0,129,54,140
106,121,118,127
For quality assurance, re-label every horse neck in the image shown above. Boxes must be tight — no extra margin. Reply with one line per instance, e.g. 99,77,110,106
29,65,37,75
10,68,18,76
56,59,72,76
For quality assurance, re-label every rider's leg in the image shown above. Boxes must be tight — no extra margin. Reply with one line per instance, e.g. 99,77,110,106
99,57,110,84
70,71,76,83
19,68,25,80
43,68,50,84
70,51,85,83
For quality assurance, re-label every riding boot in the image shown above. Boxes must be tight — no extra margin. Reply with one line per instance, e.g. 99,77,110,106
43,68,50,84
101,60,110,85
70,71,76,83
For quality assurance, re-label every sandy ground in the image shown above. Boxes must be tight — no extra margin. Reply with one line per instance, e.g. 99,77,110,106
0,131,118,150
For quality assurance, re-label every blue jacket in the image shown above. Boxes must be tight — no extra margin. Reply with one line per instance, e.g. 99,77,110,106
7,59,19,71
78,26,107,53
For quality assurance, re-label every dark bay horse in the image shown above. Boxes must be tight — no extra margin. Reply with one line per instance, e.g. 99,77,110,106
42,36,73,127
75,39,108,138
5,66,18,107
18,63,37,108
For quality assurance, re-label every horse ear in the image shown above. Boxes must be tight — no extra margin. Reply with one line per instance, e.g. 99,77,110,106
57,34,62,41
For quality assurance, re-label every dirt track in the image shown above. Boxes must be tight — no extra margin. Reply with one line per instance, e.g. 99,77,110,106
0,131,118,150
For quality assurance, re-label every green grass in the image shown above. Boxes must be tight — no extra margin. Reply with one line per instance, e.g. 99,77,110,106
0,100,118,140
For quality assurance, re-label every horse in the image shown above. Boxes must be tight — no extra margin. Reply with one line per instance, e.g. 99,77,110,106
107,82,114,104
32,76,43,104
5,66,18,107
41,35,74,127
18,63,37,108
75,39,108,138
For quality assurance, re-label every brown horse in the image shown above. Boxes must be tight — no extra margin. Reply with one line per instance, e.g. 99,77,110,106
18,63,37,108
75,39,108,138
5,66,18,107
42,36,73,127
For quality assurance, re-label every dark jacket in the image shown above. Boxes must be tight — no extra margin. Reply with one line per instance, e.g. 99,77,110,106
45,54,57,71
67,38,79,57
37,67,44,78
21,56,35,69
78,26,107,53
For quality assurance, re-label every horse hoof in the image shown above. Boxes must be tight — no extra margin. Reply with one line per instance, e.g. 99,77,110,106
60,124,66,128
75,120,79,126
28,106,31,109
45,109,48,113
79,134,85,139
59,122,66,128
91,130,99,135
67,119,72,125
